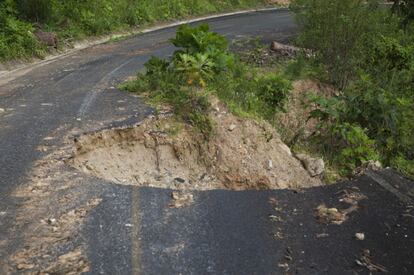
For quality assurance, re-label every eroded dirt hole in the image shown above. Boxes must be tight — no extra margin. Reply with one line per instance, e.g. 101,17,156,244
71,102,323,190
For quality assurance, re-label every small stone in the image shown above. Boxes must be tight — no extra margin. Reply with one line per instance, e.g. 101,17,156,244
0,211,6,216
125,223,133,227
76,118,82,121
295,153,325,177
267,160,273,170
47,218,57,225
355,233,365,240
0,108,5,113
174,177,186,183
17,263,35,270
366,160,382,170
228,124,237,131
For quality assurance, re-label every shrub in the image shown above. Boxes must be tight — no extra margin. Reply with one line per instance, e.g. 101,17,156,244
332,123,380,175
257,74,292,113
393,0,414,26
0,1,44,60
175,53,214,87
0,0,268,61
15,0,55,23
292,0,414,178
123,24,292,138
291,0,386,89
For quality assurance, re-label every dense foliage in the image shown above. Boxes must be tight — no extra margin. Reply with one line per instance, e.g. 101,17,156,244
0,0,267,61
122,24,291,138
292,0,414,178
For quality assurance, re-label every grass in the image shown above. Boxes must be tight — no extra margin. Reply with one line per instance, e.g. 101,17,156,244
0,0,271,62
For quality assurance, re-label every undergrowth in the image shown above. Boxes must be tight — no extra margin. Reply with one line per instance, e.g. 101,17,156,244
290,0,414,179
121,24,292,139
0,0,268,62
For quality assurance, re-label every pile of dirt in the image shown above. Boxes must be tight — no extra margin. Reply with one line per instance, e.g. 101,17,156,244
71,98,322,190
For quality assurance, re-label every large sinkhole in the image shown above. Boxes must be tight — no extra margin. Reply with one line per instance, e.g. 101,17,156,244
71,109,323,190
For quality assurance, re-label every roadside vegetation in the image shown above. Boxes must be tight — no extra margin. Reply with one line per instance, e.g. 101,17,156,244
121,24,292,140
0,0,268,62
124,0,414,181
290,0,414,178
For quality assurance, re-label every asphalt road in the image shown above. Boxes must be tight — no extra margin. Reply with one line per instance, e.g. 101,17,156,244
1,9,413,274
0,9,296,197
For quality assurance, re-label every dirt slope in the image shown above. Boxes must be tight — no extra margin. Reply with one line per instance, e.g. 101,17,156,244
72,98,322,190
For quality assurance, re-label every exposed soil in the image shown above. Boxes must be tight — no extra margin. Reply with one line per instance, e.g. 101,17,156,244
71,98,322,190
1,124,103,274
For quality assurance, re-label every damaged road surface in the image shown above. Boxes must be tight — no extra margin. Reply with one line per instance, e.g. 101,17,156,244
1,9,414,274
86,170,414,274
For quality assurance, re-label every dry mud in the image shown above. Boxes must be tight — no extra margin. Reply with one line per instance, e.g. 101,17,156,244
71,98,322,190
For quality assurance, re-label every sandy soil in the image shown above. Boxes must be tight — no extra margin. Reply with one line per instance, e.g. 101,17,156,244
72,97,322,191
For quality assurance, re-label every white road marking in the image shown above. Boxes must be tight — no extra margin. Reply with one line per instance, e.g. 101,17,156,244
76,58,136,119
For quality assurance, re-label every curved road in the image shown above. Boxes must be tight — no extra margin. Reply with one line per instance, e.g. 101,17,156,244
0,9,296,196
1,9,414,274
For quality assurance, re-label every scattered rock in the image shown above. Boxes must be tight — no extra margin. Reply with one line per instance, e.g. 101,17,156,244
284,247,293,262
274,231,284,239
338,188,367,205
169,191,194,208
269,215,283,222
315,205,347,225
47,218,57,225
355,233,365,241
295,153,325,177
17,263,35,270
356,249,388,272
228,124,237,131
315,188,365,225
0,108,5,113
174,177,186,183
43,248,90,274
278,263,289,269
354,160,383,176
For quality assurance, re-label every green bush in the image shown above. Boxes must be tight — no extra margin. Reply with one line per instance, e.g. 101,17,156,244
291,0,387,89
333,123,380,175
393,0,414,26
0,1,44,60
123,24,292,138
257,74,292,113
292,0,414,178
15,0,54,23
0,0,268,61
